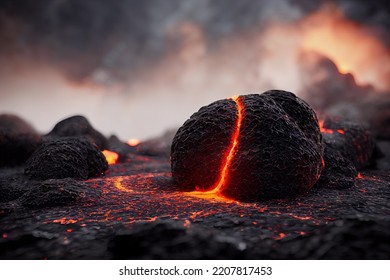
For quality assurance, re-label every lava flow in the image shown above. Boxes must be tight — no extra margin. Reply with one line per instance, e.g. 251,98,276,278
319,119,345,135
188,95,244,202
102,150,119,165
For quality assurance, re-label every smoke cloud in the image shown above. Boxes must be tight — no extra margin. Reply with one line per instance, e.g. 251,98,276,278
0,0,389,139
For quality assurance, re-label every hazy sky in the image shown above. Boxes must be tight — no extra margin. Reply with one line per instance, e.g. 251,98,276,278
0,0,389,140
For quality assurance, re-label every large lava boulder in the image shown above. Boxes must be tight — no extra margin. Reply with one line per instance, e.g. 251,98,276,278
171,90,324,201
46,115,108,150
0,114,41,167
25,137,108,180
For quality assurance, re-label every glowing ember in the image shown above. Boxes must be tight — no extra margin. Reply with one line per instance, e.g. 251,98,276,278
188,95,243,201
52,218,78,225
102,150,119,165
127,138,140,147
319,119,334,134
319,120,346,136
2,233,7,239
357,172,363,179
113,177,133,193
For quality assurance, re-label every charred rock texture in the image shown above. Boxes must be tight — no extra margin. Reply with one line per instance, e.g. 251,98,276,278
25,137,108,180
19,178,99,209
171,99,237,192
107,135,135,161
0,173,29,203
315,145,357,189
322,117,374,170
46,115,108,150
278,218,390,260
0,114,41,167
171,90,324,200
108,221,244,259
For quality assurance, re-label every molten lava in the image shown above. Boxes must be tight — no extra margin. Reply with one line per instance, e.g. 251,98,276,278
188,95,244,202
102,150,119,165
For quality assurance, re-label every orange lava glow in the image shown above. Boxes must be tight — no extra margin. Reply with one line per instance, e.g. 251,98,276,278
319,119,347,136
127,138,140,146
102,150,119,165
52,218,78,225
113,177,133,193
300,5,390,90
319,119,334,134
187,95,244,202
357,172,363,179
337,129,345,135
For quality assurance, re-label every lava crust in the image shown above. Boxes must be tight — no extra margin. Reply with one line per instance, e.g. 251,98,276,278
321,117,374,169
25,137,108,180
171,90,324,201
46,115,108,150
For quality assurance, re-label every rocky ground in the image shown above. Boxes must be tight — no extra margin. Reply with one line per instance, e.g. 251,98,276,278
1,148,389,259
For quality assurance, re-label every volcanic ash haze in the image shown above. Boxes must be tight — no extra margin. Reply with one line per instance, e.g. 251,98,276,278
0,0,389,140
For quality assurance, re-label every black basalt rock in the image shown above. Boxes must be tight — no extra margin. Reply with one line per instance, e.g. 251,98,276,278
321,117,374,170
315,145,357,189
19,178,99,208
46,115,108,150
0,114,41,167
25,137,108,180
171,90,324,201
171,99,237,191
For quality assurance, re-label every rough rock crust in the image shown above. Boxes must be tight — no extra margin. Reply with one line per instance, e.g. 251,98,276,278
0,114,41,167
322,117,374,170
171,99,237,191
315,145,357,189
171,90,324,200
46,115,108,150
25,137,108,180
19,178,98,208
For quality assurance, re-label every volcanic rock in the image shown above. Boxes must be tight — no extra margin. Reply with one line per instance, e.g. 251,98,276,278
315,145,357,189
107,135,135,161
25,137,108,180
46,115,108,150
282,218,390,259
322,117,374,170
171,90,324,201
136,129,177,157
0,114,41,167
19,178,99,208
108,221,244,259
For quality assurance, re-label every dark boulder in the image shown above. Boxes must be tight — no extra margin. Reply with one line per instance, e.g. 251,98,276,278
321,117,374,170
25,137,108,180
19,178,99,208
171,90,324,201
46,115,108,150
315,145,357,189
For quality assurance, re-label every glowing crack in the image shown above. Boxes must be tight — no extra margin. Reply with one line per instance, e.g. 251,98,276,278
187,95,244,202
